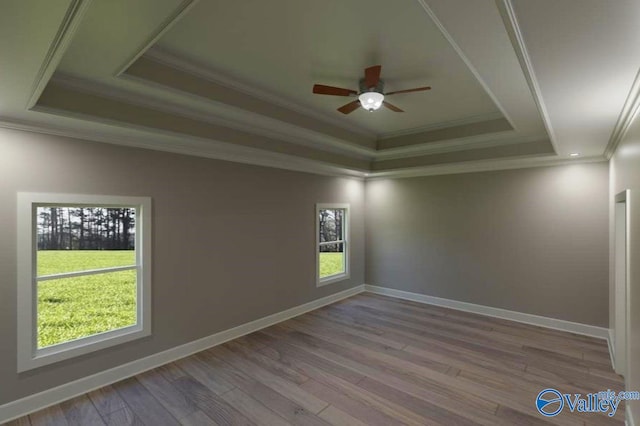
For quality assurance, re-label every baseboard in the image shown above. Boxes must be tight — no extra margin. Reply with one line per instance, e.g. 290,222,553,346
364,285,609,340
0,284,365,424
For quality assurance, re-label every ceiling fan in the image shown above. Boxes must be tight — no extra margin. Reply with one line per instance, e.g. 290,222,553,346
312,65,431,114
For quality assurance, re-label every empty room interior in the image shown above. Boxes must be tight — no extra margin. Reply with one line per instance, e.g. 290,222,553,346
2,0,640,425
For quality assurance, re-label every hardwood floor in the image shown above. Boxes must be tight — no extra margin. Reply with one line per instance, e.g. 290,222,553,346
6,293,624,425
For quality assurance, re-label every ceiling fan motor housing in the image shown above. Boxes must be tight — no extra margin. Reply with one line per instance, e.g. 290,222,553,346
359,78,385,94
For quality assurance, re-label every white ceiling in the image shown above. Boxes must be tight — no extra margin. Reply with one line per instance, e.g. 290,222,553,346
0,0,639,177
511,0,640,157
0,0,72,112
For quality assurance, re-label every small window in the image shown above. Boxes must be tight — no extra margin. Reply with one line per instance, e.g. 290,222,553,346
316,204,349,286
17,193,152,372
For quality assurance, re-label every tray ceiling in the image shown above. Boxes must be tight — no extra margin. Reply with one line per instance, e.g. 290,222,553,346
1,0,637,178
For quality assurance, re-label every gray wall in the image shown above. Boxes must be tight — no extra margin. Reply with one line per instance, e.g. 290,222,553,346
610,115,640,422
0,125,615,409
366,163,610,326
0,127,365,405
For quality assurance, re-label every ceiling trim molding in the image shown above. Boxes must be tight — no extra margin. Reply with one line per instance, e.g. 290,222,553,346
26,0,94,109
375,132,547,160
415,0,517,132
604,68,640,159
119,72,377,157
0,117,367,180
115,0,201,76
367,154,607,179
495,0,558,154
32,88,371,170
377,112,505,139
0,116,601,182
51,73,374,159
48,74,530,162
143,46,375,139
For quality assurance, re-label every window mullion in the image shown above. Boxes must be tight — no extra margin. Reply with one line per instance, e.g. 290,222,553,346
319,240,345,246
37,265,138,282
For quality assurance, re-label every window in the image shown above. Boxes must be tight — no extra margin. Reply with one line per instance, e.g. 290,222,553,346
17,193,151,372
316,204,349,286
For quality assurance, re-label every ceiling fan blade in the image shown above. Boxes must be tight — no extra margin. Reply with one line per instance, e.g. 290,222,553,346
337,100,361,114
313,84,357,96
383,101,404,112
364,65,382,89
385,86,431,96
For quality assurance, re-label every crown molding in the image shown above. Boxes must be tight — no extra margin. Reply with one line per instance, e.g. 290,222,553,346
604,68,640,159
51,73,374,160
366,153,607,179
0,116,367,180
415,0,517,133
0,115,604,182
495,0,558,154
378,112,505,139
374,132,547,160
33,94,371,170
50,74,529,161
26,0,94,109
115,0,201,76
140,48,525,159
143,46,376,140
119,71,376,158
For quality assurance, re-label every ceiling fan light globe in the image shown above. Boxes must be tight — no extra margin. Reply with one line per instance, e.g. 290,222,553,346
358,91,384,111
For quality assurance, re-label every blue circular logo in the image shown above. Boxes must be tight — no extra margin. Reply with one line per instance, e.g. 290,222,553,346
536,388,564,417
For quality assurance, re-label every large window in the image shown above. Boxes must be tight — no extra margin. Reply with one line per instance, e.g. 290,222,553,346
316,204,349,286
17,193,151,372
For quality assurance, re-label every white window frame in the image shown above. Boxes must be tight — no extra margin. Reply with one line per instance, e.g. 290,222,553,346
316,203,350,287
17,193,152,372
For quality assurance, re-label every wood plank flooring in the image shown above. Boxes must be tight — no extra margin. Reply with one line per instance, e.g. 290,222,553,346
5,293,624,425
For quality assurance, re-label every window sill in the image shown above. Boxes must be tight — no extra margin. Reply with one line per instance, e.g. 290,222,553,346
317,273,350,287
18,325,150,372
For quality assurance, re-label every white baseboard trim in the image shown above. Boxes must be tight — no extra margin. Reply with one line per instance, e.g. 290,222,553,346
0,284,365,424
364,285,609,340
